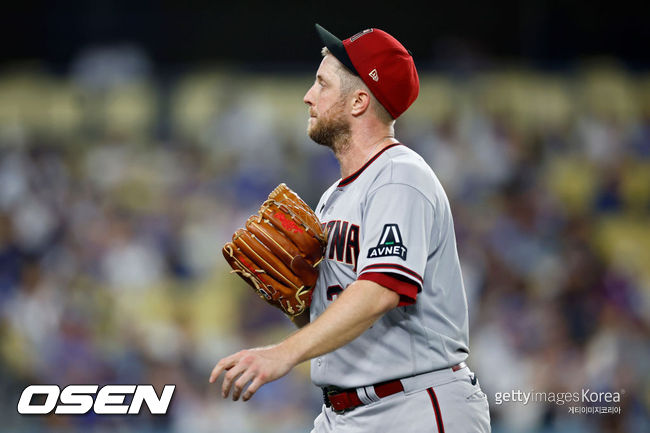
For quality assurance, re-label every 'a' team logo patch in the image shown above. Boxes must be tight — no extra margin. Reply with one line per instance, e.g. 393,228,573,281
367,224,407,260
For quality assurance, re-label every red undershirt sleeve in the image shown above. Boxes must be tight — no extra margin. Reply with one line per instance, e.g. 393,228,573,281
358,271,419,306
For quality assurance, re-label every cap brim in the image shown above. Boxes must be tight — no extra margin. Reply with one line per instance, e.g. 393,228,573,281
315,24,358,76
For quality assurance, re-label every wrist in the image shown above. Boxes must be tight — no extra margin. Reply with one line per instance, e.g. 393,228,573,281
278,330,309,366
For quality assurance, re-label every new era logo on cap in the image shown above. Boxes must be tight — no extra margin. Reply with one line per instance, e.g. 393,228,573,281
315,24,419,119
349,28,373,42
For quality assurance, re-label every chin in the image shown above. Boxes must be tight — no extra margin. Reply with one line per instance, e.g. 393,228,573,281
307,118,317,134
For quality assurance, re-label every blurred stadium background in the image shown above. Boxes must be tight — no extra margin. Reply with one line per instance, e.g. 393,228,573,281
0,2,649,432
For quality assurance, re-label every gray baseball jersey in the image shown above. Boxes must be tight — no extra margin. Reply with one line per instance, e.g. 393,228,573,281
310,143,470,389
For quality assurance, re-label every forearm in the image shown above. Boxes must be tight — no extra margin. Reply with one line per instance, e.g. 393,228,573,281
210,272,400,402
280,280,399,365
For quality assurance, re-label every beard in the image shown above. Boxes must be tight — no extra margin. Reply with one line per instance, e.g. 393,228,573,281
307,99,351,155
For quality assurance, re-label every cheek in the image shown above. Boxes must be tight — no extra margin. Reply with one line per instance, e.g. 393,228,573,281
313,89,325,105
317,94,337,113
316,86,334,103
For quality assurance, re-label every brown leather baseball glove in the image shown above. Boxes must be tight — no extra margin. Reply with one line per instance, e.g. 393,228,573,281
222,184,327,317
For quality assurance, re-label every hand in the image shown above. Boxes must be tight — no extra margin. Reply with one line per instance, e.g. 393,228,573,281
208,345,296,401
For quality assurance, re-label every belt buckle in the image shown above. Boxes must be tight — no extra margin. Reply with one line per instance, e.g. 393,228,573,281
326,388,355,414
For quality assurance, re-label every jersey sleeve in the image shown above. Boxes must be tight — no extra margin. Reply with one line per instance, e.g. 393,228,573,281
357,183,434,305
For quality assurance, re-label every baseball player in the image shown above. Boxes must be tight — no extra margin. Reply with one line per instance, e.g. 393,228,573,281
210,24,491,432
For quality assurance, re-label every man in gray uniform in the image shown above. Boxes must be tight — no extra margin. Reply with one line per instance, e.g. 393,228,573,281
210,24,491,432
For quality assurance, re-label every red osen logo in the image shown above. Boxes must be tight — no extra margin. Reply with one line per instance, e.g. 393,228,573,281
274,212,304,234
17,384,175,415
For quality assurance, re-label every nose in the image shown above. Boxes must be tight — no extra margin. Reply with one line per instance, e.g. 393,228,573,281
303,83,316,106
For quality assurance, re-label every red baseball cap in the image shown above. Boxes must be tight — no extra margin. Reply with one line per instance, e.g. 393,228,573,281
315,24,419,119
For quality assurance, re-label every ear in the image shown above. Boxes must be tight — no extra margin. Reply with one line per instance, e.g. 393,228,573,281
350,89,371,117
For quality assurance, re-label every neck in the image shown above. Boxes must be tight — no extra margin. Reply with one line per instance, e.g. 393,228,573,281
335,125,397,179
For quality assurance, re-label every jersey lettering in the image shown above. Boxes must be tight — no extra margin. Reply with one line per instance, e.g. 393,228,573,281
326,284,344,301
324,220,361,272
329,220,348,262
345,224,359,272
325,221,339,259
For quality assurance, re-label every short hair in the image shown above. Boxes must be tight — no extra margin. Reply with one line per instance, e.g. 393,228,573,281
321,47,393,124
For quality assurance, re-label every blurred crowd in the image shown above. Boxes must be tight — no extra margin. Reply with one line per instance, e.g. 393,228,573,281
0,47,649,433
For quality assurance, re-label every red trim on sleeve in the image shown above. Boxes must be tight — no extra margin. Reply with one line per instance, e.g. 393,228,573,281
360,263,423,284
358,272,418,306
